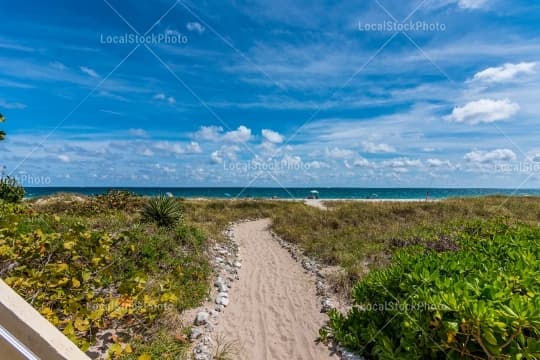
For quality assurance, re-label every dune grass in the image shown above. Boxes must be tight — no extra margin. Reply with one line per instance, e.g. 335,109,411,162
270,196,540,292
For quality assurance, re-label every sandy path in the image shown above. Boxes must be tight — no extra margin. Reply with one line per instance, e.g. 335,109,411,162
216,219,337,360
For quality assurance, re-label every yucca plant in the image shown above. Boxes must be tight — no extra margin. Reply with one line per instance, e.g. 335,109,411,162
142,195,183,227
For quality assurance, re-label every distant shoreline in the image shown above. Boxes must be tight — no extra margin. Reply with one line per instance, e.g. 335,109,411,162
23,187,539,201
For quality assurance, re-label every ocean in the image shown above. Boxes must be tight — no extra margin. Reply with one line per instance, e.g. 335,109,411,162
24,187,540,200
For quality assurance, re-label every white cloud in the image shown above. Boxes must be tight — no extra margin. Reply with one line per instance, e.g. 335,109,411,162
154,93,174,104
153,93,175,104
382,158,422,168
464,149,517,164
140,148,154,157
193,126,224,141
155,164,176,174
80,66,99,78
426,158,453,168
457,0,488,9
186,141,202,153
186,22,205,34
193,125,252,143
473,62,537,83
210,151,223,164
223,126,252,143
352,156,371,167
361,141,395,154
210,145,241,164
58,154,71,163
262,129,284,143
325,147,354,159
446,99,520,125
129,128,149,138
155,142,185,155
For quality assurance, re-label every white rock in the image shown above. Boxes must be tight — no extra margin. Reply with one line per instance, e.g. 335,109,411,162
195,311,210,325
190,327,203,340
233,261,242,268
216,293,229,306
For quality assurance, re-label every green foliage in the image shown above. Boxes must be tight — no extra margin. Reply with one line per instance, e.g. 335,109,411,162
32,191,145,216
0,112,5,140
323,220,540,359
142,196,183,227
271,197,540,289
0,202,210,352
0,176,25,203
95,190,144,212
118,332,188,360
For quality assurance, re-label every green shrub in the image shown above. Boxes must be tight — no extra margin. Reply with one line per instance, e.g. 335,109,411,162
0,205,210,352
0,176,25,203
142,196,183,227
95,190,143,212
323,220,540,359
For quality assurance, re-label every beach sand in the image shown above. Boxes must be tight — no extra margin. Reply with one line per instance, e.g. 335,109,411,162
216,219,337,360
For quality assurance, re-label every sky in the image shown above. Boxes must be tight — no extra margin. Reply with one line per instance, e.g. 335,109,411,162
0,0,540,188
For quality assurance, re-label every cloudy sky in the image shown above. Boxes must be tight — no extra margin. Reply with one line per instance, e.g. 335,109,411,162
0,0,539,188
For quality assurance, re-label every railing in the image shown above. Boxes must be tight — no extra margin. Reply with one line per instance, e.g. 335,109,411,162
0,280,90,360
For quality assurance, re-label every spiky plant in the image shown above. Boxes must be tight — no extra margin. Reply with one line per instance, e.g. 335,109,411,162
142,195,183,227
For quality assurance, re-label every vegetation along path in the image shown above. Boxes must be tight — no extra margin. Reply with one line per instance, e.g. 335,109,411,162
216,219,337,360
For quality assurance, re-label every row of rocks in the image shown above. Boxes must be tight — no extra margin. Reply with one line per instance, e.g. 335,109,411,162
269,230,364,360
191,224,242,360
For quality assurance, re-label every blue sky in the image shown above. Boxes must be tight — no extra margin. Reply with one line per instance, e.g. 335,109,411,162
1,0,540,188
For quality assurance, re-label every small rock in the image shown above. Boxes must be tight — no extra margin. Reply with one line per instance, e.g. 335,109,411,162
195,311,209,325
233,261,242,268
321,298,333,313
216,293,229,306
190,327,203,340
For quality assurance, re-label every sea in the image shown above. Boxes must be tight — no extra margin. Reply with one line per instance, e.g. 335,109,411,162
23,187,540,200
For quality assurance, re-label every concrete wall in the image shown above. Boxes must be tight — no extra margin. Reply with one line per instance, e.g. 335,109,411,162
0,280,90,360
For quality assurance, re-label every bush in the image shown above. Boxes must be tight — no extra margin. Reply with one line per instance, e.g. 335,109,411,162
0,176,25,203
95,190,143,212
0,206,210,352
142,196,183,227
322,220,540,359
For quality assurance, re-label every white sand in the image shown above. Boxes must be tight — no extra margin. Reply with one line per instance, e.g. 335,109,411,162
216,219,338,360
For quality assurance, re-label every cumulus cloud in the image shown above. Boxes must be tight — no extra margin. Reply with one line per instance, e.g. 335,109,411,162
80,66,99,78
464,149,517,164
473,62,536,83
210,145,241,164
446,99,520,125
186,141,202,153
186,22,205,34
361,141,395,154
193,125,252,143
193,126,224,141
223,126,252,143
261,129,284,144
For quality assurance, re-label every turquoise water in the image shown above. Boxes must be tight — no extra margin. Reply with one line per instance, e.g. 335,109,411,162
24,187,540,200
